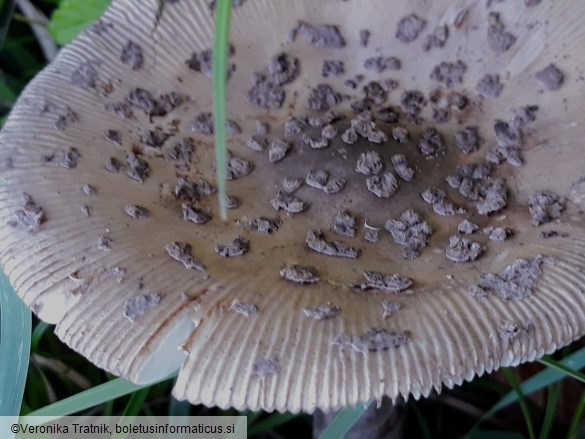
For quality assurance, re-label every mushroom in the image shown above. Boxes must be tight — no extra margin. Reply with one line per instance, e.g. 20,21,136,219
1,0,585,418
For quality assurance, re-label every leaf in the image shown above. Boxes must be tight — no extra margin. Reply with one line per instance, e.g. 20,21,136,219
48,0,110,45
0,270,31,436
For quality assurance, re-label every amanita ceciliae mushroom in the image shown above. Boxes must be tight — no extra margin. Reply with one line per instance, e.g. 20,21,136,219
1,0,585,414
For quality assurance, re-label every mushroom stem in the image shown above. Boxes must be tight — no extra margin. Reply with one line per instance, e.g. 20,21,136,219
212,0,233,221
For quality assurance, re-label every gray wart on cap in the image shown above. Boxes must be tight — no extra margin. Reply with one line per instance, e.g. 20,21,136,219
1,0,585,415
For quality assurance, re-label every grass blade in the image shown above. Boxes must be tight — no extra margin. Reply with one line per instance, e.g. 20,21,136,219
567,389,585,439
537,356,585,385
538,382,561,439
486,347,585,417
0,270,31,415
501,368,535,439
0,0,15,49
112,387,151,439
22,373,175,422
319,402,370,439
212,0,232,221
0,270,31,439
30,321,50,352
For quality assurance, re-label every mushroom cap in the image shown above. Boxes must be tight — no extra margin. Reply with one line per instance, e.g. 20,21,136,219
1,0,585,413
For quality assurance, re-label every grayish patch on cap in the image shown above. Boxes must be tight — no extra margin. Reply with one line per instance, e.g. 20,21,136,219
246,136,267,152
471,255,556,300
391,154,414,182
230,302,258,317
306,229,360,259
395,14,426,43
98,236,113,250
11,193,45,231
123,293,162,322
165,242,206,273
125,204,149,219
355,151,383,175
529,191,565,226
535,63,564,91
303,303,341,320
215,236,250,257
250,217,281,234
305,170,329,189
291,21,346,48
430,61,467,88
458,219,479,235
331,211,358,237
483,227,512,241
366,172,399,198
476,74,504,98
421,187,465,216
382,301,403,318
445,236,485,263
487,12,516,53
120,40,144,70
364,56,401,73
280,265,320,284
334,328,410,353
353,271,413,293
268,139,291,163
60,147,81,169
282,177,303,193
385,209,432,259
271,191,308,214
182,204,211,224
253,358,278,376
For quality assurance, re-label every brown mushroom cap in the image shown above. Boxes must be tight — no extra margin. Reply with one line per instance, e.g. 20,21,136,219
1,0,585,413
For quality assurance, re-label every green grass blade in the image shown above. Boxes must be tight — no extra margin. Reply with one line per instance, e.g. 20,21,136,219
212,0,232,221
0,270,31,439
0,270,32,416
411,403,433,439
319,402,370,439
501,368,535,439
538,382,561,439
484,347,585,418
0,0,15,49
112,387,151,439
537,356,585,385
22,372,176,422
248,413,297,436
30,321,50,352
567,389,585,439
